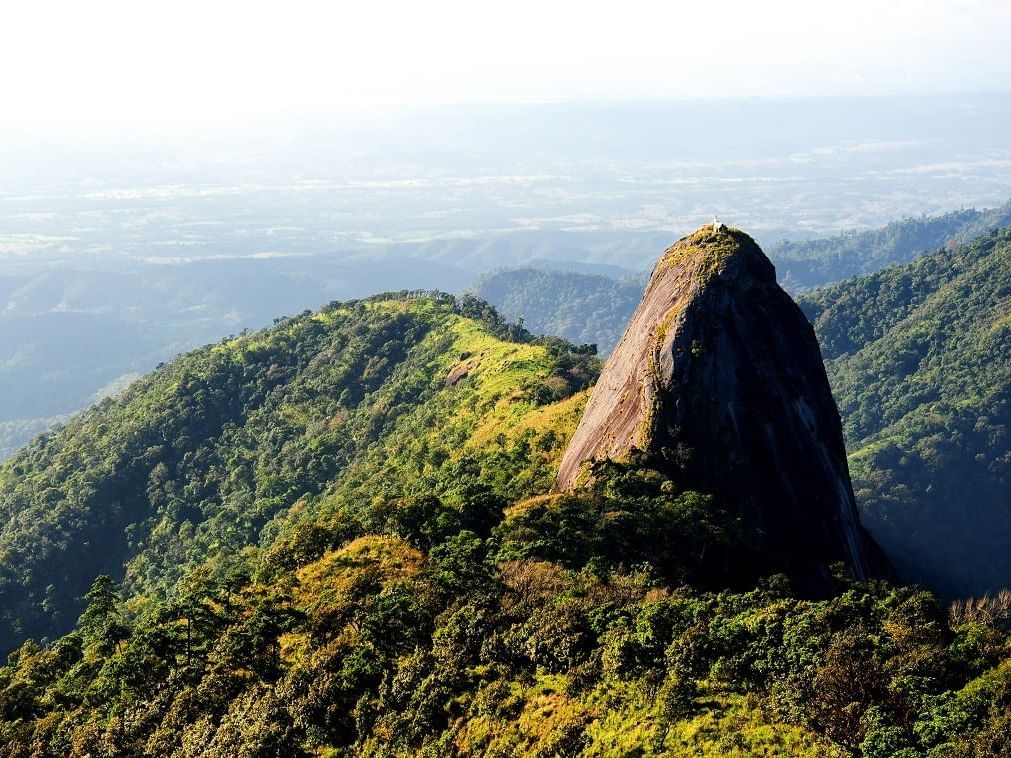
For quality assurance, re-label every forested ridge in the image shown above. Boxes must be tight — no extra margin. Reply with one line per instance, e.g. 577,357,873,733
0,292,597,653
0,256,476,461
802,228,1011,598
771,200,1011,291
0,289,1009,755
477,201,1011,354
476,269,644,354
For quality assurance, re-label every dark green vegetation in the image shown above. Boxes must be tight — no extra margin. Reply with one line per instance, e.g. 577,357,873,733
0,291,1010,755
5,513,1011,756
771,200,1011,291
476,268,644,353
802,228,1011,598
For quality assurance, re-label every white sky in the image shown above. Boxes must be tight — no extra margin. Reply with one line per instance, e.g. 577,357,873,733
1,0,1010,135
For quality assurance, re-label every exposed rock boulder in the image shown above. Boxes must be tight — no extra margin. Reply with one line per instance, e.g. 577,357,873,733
556,225,883,591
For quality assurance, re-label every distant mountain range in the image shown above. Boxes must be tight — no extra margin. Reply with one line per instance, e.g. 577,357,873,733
1,198,1008,463
772,200,1011,290
478,198,1011,356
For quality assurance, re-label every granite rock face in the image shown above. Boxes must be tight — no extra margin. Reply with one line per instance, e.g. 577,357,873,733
556,225,882,591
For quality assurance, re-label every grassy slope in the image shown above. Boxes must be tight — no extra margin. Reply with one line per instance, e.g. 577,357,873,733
0,293,854,756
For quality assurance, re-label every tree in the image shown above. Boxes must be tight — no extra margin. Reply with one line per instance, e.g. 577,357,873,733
79,575,128,656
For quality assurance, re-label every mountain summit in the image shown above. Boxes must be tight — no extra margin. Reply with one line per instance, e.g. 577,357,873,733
556,225,880,590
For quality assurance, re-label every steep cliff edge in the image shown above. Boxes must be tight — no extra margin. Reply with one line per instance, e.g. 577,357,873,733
556,225,882,590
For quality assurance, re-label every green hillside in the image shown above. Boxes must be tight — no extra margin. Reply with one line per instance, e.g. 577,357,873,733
477,222,1011,600
0,292,1009,755
476,268,643,353
0,292,596,652
802,228,1011,597
0,256,476,461
771,200,1011,291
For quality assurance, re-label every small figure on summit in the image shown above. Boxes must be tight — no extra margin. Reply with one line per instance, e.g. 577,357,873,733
712,217,726,232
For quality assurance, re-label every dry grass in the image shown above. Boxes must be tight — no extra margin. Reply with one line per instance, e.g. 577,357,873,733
949,588,1011,629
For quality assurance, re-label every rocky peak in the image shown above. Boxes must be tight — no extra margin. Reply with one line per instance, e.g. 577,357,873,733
556,225,883,592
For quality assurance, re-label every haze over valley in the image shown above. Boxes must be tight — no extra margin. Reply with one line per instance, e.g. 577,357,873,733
7,95,1011,267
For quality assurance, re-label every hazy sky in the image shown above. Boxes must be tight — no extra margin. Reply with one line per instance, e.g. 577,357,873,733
2,0,1010,135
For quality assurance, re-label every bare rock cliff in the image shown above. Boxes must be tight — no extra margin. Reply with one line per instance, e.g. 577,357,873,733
556,225,882,589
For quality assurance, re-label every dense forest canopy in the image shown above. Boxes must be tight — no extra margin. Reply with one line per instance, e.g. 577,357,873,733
0,292,597,654
771,200,1011,291
0,289,1009,755
801,228,1011,598
476,269,644,354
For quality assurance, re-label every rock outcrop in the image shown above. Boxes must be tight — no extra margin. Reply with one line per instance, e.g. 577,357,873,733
556,225,882,591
